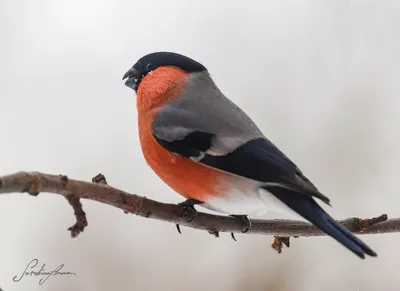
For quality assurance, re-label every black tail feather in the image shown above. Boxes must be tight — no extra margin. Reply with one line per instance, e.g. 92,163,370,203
265,186,377,259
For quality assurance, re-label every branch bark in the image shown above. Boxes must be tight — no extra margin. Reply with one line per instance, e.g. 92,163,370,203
0,171,396,252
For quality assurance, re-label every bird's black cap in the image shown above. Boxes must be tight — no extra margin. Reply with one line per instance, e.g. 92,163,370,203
123,51,207,92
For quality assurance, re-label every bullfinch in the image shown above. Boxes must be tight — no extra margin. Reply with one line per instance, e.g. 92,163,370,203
122,51,376,259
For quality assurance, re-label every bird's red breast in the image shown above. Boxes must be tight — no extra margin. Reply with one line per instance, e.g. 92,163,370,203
137,66,228,202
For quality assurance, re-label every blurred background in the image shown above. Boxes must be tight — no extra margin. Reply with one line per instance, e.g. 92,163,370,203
1,0,399,290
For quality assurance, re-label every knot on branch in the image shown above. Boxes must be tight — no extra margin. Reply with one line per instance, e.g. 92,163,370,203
92,173,108,185
357,214,388,231
208,229,220,237
21,172,44,196
60,175,69,186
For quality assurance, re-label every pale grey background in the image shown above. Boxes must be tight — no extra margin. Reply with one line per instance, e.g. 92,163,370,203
1,0,399,290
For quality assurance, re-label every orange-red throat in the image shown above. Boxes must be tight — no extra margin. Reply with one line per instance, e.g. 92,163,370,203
136,66,227,202
136,66,188,112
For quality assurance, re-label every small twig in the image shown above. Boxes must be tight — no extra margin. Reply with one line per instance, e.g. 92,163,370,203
65,193,88,237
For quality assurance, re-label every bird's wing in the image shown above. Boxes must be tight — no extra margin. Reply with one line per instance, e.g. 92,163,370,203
152,72,330,204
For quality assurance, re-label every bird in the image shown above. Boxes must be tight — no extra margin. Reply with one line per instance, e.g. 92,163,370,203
122,51,377,259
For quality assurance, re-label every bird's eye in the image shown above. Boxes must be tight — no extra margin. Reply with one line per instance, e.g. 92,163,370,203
146,63,152,71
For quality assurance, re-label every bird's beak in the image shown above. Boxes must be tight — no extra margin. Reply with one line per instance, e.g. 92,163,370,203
122,68,136,80
122,68,138,91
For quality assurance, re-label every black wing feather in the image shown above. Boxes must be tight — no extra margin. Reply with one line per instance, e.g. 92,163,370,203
153,132,330,204
200,138,299,182
154,131,215,159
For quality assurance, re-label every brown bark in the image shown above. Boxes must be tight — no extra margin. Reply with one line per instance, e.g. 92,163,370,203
0,171,393,253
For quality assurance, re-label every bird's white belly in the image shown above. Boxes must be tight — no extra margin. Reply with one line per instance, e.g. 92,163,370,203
200,176,303,220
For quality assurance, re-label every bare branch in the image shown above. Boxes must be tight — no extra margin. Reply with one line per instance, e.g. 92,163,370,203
0,171,396,249
65,193,88,237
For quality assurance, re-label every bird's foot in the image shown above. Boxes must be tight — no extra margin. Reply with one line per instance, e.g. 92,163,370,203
176,198,203,234
178,198,203,222
229,215,251,241
230,214,251,233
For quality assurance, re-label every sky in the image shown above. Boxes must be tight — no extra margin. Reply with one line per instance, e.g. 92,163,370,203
1,1,400,290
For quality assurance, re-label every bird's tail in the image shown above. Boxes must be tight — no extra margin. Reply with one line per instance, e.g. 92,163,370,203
264,186,377,259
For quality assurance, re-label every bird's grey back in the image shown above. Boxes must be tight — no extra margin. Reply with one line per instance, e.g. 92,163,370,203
152,71,264,151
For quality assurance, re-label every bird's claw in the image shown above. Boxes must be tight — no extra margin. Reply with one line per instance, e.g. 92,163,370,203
230,215,252,233
182,205,198,222
229,215,251,241
231,233,237,241
177,198,203,223
175,199,203,234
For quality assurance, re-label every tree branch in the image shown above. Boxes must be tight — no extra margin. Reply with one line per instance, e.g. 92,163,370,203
0,171,396,253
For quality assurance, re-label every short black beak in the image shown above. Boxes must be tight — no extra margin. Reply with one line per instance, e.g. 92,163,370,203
122,68,136,80
122,68,138,91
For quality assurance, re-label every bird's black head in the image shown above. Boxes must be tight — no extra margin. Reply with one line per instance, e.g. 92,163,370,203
122,51,207,92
